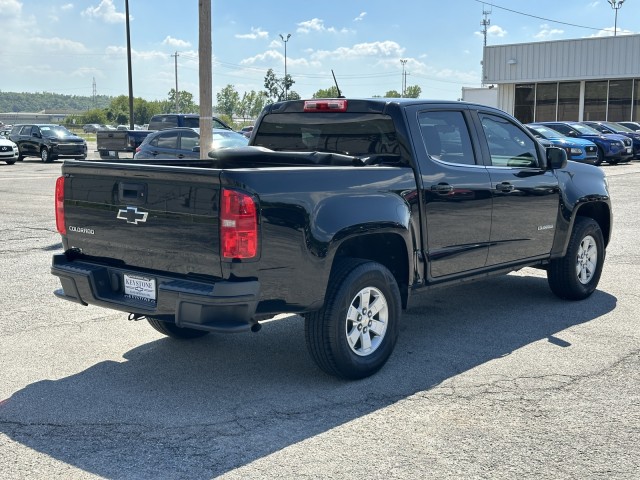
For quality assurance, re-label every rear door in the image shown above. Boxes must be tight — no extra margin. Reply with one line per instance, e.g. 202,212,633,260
405,105,493,279
62,162,224,278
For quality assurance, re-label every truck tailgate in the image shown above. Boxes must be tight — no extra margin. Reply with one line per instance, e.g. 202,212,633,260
61,161,223,278
97,131,130,151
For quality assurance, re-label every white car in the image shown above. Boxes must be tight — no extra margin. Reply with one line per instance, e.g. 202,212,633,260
0,136,19,165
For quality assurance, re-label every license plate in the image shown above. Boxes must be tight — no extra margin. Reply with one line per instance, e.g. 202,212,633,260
124,274,156,302
626,147,632,153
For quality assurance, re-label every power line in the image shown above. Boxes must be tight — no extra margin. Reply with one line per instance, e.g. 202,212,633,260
473,0,607,32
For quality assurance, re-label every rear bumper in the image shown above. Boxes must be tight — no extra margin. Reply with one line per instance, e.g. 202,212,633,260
51,254,260,333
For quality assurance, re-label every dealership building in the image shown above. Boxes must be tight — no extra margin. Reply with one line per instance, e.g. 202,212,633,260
463,33,640,124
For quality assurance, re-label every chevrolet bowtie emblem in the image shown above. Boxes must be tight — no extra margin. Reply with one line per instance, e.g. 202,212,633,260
117,206,148,224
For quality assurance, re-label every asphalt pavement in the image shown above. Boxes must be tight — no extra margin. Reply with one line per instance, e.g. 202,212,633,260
0,158,638,479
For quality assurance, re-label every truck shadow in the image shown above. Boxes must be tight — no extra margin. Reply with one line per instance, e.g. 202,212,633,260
0,272,617,478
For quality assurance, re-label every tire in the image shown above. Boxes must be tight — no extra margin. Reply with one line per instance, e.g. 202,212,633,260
304,259,401,379
5,160,16,165
40,147,51,163
594,148,604,166
146,317,209,339
547,217,604,300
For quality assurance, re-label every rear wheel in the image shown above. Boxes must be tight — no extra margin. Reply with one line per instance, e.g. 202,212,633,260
147,317,209,339
547,217,604,300
304,259,401,379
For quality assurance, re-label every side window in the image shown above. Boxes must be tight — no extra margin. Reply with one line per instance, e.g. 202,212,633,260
156,132,178,149
548,124,571,136
418,111,476,165
479,113,539,168
179,131,199,150
183,117,199,129
212,119,226,129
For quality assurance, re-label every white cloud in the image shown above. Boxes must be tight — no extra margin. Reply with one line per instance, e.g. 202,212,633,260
535,24,564,40
82,0,127,24
590,27,634,37
487,25,507,37
61,3,73,10
240,49,318,68
354,12,367,22
311,41,405,61
31,36,87,53
105,46,167,62
235,27,269,40
297,18,350,34
162,36,191,48
0,0,22,16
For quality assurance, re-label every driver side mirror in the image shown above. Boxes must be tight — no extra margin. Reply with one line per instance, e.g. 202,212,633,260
546,146,567,170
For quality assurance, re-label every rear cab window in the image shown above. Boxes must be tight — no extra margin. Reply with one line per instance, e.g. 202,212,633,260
252,112,406,165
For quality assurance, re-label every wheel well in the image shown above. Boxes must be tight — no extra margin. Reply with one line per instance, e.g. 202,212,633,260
576,202,611,247
332,233,409,308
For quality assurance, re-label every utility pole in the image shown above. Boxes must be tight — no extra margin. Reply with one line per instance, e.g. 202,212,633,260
480,5,491,86
92,77,97,109
400,59,407,97
279,34,291,100
199,0,212,160
172,51,180,113
125,0,134,129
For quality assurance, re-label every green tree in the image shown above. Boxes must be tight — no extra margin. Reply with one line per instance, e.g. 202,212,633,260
216,84,240,117
312,86,340,99
384,90,402,98
404,85,422,98
264,68,297,103
81,108,108,125
167,89,198,114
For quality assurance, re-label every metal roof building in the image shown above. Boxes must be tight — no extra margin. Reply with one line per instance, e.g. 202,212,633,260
479,34,640,123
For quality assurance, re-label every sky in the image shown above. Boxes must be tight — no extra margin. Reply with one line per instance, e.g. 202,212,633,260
1,0,638,104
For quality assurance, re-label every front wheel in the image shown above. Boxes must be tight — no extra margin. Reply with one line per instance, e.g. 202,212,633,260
147,317,209,339
40,147,52,162
547,217,604,300
594,148,604,166
305,259,401,379
5,160,16,165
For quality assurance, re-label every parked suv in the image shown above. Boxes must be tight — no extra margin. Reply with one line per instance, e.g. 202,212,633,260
147,114,232,132
526,124,598,164
9,124,87,162
582,121,640,159
532,121,632,165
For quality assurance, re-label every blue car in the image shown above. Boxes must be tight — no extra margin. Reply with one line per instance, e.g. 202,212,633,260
532,121,633,165
134,127,248,160
526,124,598,164
582,121,640,159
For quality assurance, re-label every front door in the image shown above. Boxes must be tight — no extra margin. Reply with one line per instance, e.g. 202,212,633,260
476,112,560,266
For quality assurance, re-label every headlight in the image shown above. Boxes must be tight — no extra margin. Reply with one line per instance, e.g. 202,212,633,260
569,148,582,155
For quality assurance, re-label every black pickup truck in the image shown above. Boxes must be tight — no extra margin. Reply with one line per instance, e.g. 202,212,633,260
51,99,612,379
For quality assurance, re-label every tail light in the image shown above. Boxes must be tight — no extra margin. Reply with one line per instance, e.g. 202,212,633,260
55,176,66,235
220,189,258,259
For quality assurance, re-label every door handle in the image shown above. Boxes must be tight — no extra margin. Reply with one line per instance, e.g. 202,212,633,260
430,183,453,193
496,182,514,192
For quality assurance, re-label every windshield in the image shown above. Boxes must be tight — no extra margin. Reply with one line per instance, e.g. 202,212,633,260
571,123,601,135
529,125,564,139
604,122,633,133
40,125,72,137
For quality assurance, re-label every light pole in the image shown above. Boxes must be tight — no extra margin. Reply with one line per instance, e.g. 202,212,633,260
608,0,625,37
279,33,291,100
400,59,407,98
